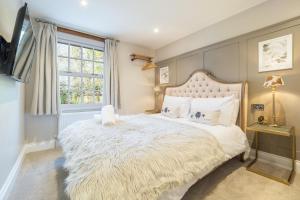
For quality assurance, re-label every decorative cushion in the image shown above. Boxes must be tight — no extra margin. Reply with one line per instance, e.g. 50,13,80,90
190,95,236,126
189,110,220,125
161,105,180,118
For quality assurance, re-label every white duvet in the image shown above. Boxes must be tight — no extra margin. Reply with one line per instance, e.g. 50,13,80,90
59,114,230,200
152,114,250,160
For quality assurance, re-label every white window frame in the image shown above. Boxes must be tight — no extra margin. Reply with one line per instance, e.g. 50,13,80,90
57,32,105,112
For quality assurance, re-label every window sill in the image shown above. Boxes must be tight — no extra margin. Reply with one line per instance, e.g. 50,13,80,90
60,104,102,113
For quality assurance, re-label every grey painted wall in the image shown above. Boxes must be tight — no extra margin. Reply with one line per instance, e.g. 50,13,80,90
156,16,300,160
0,0,24,190
156,0,300,62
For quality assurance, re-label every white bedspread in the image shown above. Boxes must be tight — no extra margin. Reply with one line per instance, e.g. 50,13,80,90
152,114,250,160
59,114,227,200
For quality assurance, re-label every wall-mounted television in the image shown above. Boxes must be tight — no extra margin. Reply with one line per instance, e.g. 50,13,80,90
0,3,33,82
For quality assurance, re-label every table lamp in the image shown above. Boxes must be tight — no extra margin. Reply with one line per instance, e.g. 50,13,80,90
263,75,284,127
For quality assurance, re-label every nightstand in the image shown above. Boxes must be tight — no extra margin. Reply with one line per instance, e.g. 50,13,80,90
246,123,296,185
144,109,161,114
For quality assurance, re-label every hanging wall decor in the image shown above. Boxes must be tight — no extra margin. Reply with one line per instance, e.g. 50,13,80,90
258,34,293,72
160,66,169,84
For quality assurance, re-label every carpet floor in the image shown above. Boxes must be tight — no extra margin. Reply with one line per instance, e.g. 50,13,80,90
8,149,300,200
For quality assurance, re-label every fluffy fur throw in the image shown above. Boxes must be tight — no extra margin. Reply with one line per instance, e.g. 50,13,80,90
59,114,226,200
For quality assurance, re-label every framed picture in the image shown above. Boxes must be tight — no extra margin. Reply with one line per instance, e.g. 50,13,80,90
258,34,293,72
159,66,169,84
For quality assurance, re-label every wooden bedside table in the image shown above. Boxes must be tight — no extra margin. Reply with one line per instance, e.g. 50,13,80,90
144,109,161,114
246,123,296,185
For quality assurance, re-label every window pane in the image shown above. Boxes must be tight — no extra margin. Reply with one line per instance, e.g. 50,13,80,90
82,47,93,60
69,59,81,73
94,92,102,103
82,61,93,74
94,78,102,91
82,77,94,91
83,91,94,104
57,41,104,105
70,45,81,58
94,62,103,75
94,78,102,103
59,76,69,104
94,50,103,62
57,43,68,57
58,57,68,72
70,77,81,104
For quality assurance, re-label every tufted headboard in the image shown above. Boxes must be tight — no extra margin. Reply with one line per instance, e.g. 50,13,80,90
164,70,248,132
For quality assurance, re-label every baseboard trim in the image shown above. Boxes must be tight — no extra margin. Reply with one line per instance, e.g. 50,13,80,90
250,149,300,172
24,139,56,154
0,147,25,200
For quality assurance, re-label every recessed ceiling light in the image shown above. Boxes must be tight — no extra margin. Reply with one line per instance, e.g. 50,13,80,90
153,28,159,33
80,0,88,6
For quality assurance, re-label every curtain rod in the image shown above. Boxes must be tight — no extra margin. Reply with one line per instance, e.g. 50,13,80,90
34,18,113,42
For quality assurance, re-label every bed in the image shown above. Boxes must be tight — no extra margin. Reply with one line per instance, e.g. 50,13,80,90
59,70,250,200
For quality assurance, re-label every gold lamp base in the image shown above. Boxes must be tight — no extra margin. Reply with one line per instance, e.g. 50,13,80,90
264,76,284,129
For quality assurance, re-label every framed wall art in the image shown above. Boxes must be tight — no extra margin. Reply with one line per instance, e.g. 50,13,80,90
258,34,293,72
159,66,169,84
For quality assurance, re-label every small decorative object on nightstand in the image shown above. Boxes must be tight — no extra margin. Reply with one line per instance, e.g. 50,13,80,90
246,123,296,185
257,116,264,124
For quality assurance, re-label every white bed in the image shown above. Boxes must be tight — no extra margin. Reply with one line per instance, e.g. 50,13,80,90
59,70,250,200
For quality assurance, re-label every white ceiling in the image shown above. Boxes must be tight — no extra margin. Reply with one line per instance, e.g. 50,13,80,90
25,0,268,49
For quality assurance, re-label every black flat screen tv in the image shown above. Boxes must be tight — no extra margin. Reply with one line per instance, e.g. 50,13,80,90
0,3,33,82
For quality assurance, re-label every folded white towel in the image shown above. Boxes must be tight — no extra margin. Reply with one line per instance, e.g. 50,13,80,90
101,105,116,126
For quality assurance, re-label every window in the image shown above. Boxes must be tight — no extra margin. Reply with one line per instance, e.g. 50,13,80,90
57,39,104,111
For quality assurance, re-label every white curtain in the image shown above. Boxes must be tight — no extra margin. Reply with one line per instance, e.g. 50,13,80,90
30,22,58,115
103,39,120,110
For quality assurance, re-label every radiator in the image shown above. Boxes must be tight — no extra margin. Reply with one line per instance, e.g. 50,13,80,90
59,111,101,132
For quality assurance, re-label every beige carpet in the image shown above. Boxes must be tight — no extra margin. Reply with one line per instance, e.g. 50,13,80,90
8,149,300,200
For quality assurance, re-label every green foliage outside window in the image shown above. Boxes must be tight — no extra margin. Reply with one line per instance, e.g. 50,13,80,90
57,42,104,105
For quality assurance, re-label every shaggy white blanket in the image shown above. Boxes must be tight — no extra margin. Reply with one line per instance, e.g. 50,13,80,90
59,114,226,200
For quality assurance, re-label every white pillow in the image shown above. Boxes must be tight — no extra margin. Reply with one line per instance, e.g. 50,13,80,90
101,105,116,126
190,95,236,126
190,95,233,111
218,99,235,126
189,110,220,125
231,99,240,125
162,95,191,118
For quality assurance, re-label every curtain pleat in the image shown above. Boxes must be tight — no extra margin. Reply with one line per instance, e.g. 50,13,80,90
30,22,58,115
103,39,120,111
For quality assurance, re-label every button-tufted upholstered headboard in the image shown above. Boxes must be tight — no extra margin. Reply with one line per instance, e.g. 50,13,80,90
164,70,248,132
